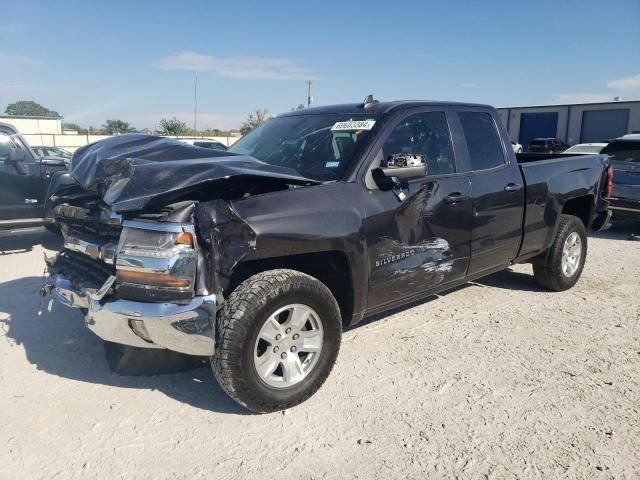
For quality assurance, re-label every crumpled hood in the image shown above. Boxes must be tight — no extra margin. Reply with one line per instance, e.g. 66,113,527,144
70,134,318,212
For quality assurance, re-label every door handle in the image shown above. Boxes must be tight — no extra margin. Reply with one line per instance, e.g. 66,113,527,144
444,192,468,204
504,183,522,192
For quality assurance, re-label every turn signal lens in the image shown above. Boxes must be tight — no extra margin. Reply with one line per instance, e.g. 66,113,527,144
116,269,191,288
174,231,194,247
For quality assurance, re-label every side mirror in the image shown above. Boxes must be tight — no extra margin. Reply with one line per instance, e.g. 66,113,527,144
6,147,26,163
372,153,427,189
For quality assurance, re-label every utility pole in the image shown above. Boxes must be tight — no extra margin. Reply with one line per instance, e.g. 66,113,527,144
193,75,198,136
307,80,313,108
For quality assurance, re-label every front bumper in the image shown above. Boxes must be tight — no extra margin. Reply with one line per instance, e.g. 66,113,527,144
45,273,216,356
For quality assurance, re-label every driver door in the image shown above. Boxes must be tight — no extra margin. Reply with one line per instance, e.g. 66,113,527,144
0,129,42,221
364,109,473,311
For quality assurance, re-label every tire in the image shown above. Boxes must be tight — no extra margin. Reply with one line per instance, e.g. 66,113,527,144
212,269,342,413
533,214,587,291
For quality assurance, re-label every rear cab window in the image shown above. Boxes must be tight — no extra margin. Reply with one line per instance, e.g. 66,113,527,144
457,111,505,171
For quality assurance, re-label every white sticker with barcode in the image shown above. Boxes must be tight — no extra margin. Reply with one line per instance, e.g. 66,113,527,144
331,120,376,131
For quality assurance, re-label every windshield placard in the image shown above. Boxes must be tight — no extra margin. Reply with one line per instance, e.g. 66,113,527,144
331,120,376,131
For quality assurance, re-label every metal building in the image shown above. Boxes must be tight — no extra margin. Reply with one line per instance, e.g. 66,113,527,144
497,100,640,151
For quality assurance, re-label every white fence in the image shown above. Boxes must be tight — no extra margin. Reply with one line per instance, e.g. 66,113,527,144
22,133,239,153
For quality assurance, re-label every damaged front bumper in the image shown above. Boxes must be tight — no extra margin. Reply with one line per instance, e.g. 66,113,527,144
44,271,216,357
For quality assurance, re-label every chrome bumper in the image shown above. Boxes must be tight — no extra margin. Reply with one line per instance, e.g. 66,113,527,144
45,273,216,356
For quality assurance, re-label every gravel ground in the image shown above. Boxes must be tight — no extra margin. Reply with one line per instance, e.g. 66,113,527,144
1,224,639,479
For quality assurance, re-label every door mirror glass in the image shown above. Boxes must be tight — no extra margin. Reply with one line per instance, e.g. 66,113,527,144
373,153,427,186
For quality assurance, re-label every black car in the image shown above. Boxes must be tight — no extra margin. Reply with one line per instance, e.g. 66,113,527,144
528,137,569,153
0,122,67,230
602,135,640,220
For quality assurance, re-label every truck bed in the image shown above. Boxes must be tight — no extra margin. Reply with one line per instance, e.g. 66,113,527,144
515,153,609,259
515,152,596,163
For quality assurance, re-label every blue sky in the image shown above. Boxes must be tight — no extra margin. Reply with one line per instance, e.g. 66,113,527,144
1,0,639,130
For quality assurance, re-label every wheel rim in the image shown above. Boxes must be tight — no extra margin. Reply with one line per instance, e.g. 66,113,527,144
253,304,324,389
561,232,582,277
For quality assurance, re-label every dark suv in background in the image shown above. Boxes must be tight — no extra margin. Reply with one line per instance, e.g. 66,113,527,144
0,122,67,230
528,137,569,153
603,135,640,220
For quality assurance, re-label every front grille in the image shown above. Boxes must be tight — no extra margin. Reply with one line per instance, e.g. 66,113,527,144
51,250,116,290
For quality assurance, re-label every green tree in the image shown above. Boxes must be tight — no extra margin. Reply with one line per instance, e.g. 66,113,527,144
62,122,88,134
240,109,269,136
291,103,305,111
159,117,189,136
4,100,60,118
102,119,135,135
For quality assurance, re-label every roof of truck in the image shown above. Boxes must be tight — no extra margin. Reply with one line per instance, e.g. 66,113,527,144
279,100,493,117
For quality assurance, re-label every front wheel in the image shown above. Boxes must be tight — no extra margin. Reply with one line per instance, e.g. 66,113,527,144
212,269,342,413
533,214,587,291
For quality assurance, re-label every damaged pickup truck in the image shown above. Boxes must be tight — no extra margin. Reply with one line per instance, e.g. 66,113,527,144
41,98,612,413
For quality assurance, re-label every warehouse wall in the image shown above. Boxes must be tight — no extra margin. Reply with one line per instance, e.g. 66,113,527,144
0,116,62,135
566,103,640,144
497,100,640,147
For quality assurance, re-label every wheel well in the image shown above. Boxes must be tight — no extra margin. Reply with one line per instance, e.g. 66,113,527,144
562,196,593,228
227,251,354,327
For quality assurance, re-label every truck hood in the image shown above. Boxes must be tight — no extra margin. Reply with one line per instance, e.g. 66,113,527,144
69,134,319,212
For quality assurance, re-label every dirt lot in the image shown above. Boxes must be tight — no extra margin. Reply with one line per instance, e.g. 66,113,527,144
1,225,639,479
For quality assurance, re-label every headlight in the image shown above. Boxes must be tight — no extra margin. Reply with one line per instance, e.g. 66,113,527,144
115,221,197,302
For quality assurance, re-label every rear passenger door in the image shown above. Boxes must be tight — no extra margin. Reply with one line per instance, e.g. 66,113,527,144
364,108,473,310
453,110,525,276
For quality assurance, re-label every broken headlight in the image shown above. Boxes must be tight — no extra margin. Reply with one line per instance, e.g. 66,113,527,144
115,221,197,302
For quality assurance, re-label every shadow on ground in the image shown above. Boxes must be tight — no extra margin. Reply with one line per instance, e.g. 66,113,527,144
590,218,640,241
0,229,62,255
0,274,247,415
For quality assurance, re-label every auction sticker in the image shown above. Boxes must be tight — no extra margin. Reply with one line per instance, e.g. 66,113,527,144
331,120,376,131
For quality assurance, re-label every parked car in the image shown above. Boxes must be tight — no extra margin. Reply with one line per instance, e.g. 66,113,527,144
0,123,68,230
564,143,608,154
42,98,611,413
177,138,228,151
511,140,523,153
32,146,72,160
602,136,640,220
528,137,569,153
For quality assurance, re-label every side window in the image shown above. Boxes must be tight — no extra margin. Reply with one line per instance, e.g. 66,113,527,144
381,111,455,175
458,112,505,171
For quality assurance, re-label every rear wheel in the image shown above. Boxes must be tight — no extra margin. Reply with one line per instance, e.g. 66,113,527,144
212,269,342,413
533,214,587,291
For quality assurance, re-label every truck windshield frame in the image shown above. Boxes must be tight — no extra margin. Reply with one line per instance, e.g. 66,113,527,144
228,113,379,182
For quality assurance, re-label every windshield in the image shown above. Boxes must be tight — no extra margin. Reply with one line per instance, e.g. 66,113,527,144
228,114,378,181
565,144,603,153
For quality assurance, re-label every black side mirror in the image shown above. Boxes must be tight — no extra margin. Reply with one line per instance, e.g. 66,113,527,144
6,147,26,163
372,153,427,189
